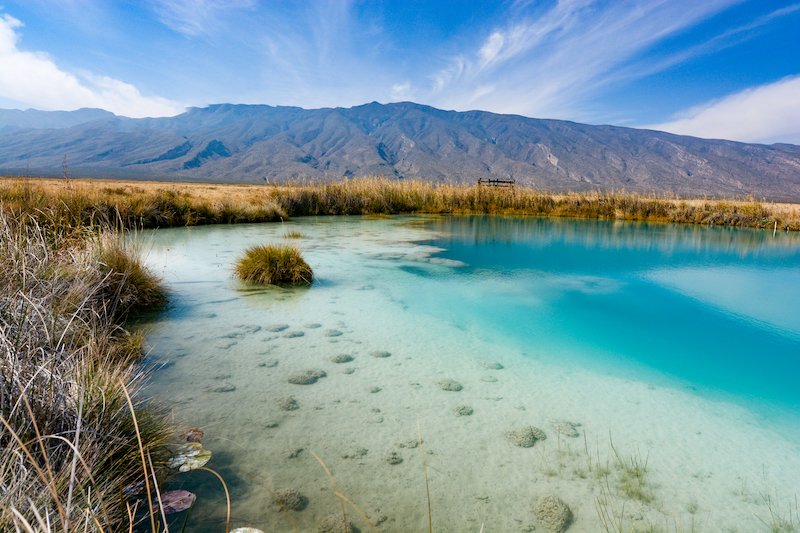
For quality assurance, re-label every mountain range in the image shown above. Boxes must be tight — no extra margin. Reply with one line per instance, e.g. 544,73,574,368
1,102,799,201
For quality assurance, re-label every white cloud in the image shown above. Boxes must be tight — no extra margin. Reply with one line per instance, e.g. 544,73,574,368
648,76,800,144
390,81,413,101
0,14,183,117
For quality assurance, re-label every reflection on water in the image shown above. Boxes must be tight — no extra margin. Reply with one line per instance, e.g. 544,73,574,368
138,216,800,533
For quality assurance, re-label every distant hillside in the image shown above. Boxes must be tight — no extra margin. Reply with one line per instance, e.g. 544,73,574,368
1,102,799,201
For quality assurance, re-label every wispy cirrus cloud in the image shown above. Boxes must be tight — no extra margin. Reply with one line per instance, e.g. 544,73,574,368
418,0,742,119
648,76,800,144
0,14,183,117
148,0,255,38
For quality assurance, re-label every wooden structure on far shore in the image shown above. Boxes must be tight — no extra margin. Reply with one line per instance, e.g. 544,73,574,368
477,177,516,187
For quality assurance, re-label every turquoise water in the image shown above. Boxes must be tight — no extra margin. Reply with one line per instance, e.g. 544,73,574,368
419,217,800,413
139,216,800,532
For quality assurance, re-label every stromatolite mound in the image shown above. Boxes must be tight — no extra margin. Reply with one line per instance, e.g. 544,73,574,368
273,488,307,511
454,405,474,416
288,369,327,385
384,452,403,465
533,495,572,532
331,354,354,363
317,514,357,533
551,420,581,438
278,396,299,411
370,350,391,358
506,426,547,447
437,379,463,391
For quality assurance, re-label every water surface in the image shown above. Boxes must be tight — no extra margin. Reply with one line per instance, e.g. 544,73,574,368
140,216,800,532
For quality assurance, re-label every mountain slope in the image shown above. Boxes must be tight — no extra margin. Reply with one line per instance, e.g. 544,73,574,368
1,102,799,201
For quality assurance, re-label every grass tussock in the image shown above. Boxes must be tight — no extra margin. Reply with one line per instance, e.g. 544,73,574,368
235,244,313,286
0,207,172,531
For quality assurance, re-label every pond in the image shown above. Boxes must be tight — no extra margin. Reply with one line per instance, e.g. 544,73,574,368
139,215,800,532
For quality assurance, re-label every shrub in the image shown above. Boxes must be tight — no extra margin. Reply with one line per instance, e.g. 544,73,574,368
234,244,313,286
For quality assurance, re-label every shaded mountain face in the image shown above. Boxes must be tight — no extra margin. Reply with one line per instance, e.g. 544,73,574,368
1,102,799,201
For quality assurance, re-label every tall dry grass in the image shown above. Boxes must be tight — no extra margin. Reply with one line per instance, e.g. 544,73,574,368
2,177,798,231
275,178,800,230
0,178,287,230
0,207,172,531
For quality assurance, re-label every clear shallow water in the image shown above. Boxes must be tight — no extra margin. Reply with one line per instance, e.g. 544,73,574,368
138,216,800,532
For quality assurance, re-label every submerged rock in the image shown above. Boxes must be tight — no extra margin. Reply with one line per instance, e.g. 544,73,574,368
533,495,573,532
506,426,547,447
454,405,474,416
325,329,343,337
284,447,304,459
370,350,391,358
385,452,403,465
551,420,581,438
398,440,419,449
267,324,290,332
342,447,368,459
480,361,504,370
288,369,327,385
437,379,463,392
317,514,356,533
331,353,354,363
283,331,305,338
278,396,300,411
305,323,322,329
273,488,308,511
369,386,382,393
210,384,236,393
343,367,356,375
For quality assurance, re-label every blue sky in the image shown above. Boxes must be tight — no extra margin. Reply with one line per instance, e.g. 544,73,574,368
0,0,798,143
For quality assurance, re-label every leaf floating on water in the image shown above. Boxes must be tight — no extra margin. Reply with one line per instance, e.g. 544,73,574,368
168,442,212,472
179,427,204,443
161,490,196,514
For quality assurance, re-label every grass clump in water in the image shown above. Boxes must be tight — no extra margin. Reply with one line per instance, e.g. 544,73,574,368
235,244,313,286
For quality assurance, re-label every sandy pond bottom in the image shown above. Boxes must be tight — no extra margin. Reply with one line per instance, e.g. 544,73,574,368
139,216,800,533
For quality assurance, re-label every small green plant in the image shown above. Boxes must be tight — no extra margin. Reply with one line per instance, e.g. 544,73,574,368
610,438,654,504
234,244,313,285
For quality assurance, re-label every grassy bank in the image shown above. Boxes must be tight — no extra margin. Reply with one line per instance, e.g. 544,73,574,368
2,176,799,231
0,206,171,531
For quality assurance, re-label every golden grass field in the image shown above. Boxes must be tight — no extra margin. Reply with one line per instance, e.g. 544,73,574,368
2,176,799,231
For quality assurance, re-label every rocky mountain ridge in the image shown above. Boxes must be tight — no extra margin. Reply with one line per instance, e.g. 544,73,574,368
2,102,799,201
